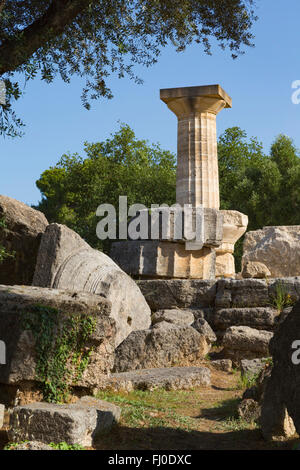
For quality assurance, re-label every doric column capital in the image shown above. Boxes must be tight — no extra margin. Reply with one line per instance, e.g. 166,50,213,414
160,85,232,118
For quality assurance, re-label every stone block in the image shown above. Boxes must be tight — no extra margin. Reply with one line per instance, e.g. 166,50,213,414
137,279,217,310
151,309,195,327
0,285,115,388
97,367,211,392
242,226,300,278
215,279,270,309
32,223,151,346
111,240,216,279
222,326,273,362
0,196,48,285
213,307,277,332
114,325,210,372
8,397,121,447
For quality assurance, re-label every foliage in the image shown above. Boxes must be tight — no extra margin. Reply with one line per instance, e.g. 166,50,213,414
4,441,85,450
237,371,260,390
22,305,97,403
49,442,85,450
36,125,300,267
36,123,176,252
218,128,300,270
0,0,257,136
4,441,28,450
269,281,296,312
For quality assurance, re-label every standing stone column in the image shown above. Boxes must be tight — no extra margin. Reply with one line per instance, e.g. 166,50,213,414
160,85,232,210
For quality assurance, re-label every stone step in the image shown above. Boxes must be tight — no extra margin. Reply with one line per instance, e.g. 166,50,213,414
97,366,211,392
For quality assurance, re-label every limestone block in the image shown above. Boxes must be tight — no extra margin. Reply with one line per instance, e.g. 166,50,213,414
191,318,217,344
32,223,151,346
215,279,270,309
222,326,273,362
111,240,216,279
128,206,223,247
137,279,217,310
242,226,300,278
151,309,195,327
8,397,121,447
215,210,248,278
96,367,211,392
0,195,48,285
213,307,277,332
210,359,232,372
0,285,115,387
114,325,210,372
241,359,268,378
242,261,271,279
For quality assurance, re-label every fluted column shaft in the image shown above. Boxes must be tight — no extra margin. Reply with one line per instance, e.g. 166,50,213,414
177,111,219,209
163,95,227,210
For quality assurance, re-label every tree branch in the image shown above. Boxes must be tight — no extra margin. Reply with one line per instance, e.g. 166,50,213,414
0,0,94,75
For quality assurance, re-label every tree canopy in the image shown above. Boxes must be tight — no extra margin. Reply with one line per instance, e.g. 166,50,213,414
218,128,300,267
0,0,257,136
36,123,176,251
36,124,300,267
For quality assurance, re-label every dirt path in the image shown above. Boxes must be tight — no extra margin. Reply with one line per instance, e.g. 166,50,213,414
94,368,297,451
0,367,298,450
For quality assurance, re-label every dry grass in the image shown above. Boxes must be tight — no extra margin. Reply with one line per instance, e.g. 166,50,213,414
93,368,298,450
1,368,298,450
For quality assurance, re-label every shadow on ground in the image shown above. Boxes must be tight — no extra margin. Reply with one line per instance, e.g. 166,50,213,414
94,424,296,451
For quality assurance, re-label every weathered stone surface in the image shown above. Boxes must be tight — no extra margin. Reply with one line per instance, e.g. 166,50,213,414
97,367,211,392
151,309,195,327
210,359,232,372
114,325,210,372
0,403,4,428
191,318,216,344
32,223,151,346
260,301,300,441
213,307,277,332
237,399,261,423
111,240,216,279
12,441,54,451
8,397,121,447
215,210,248,278
243,362,296,441
241,359,268,378
242,226,300,278
160,85,232,210
215,279,270,309
0,195,48,285
0,285,115,387
268,278,300,306
137,279,217,311
222,326,273,362
242,261,271,279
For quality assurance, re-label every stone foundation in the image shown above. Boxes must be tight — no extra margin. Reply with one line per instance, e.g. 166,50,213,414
111,241,216,279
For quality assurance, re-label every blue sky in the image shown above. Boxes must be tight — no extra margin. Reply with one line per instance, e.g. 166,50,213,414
1,0,300,206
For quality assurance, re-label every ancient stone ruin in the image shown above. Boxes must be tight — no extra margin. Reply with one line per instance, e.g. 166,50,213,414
1,84,300,449
111,85,248,280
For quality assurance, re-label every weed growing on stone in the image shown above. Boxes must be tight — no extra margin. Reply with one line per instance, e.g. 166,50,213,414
237,372,260,391
269,281,296,312
22,305,97,403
